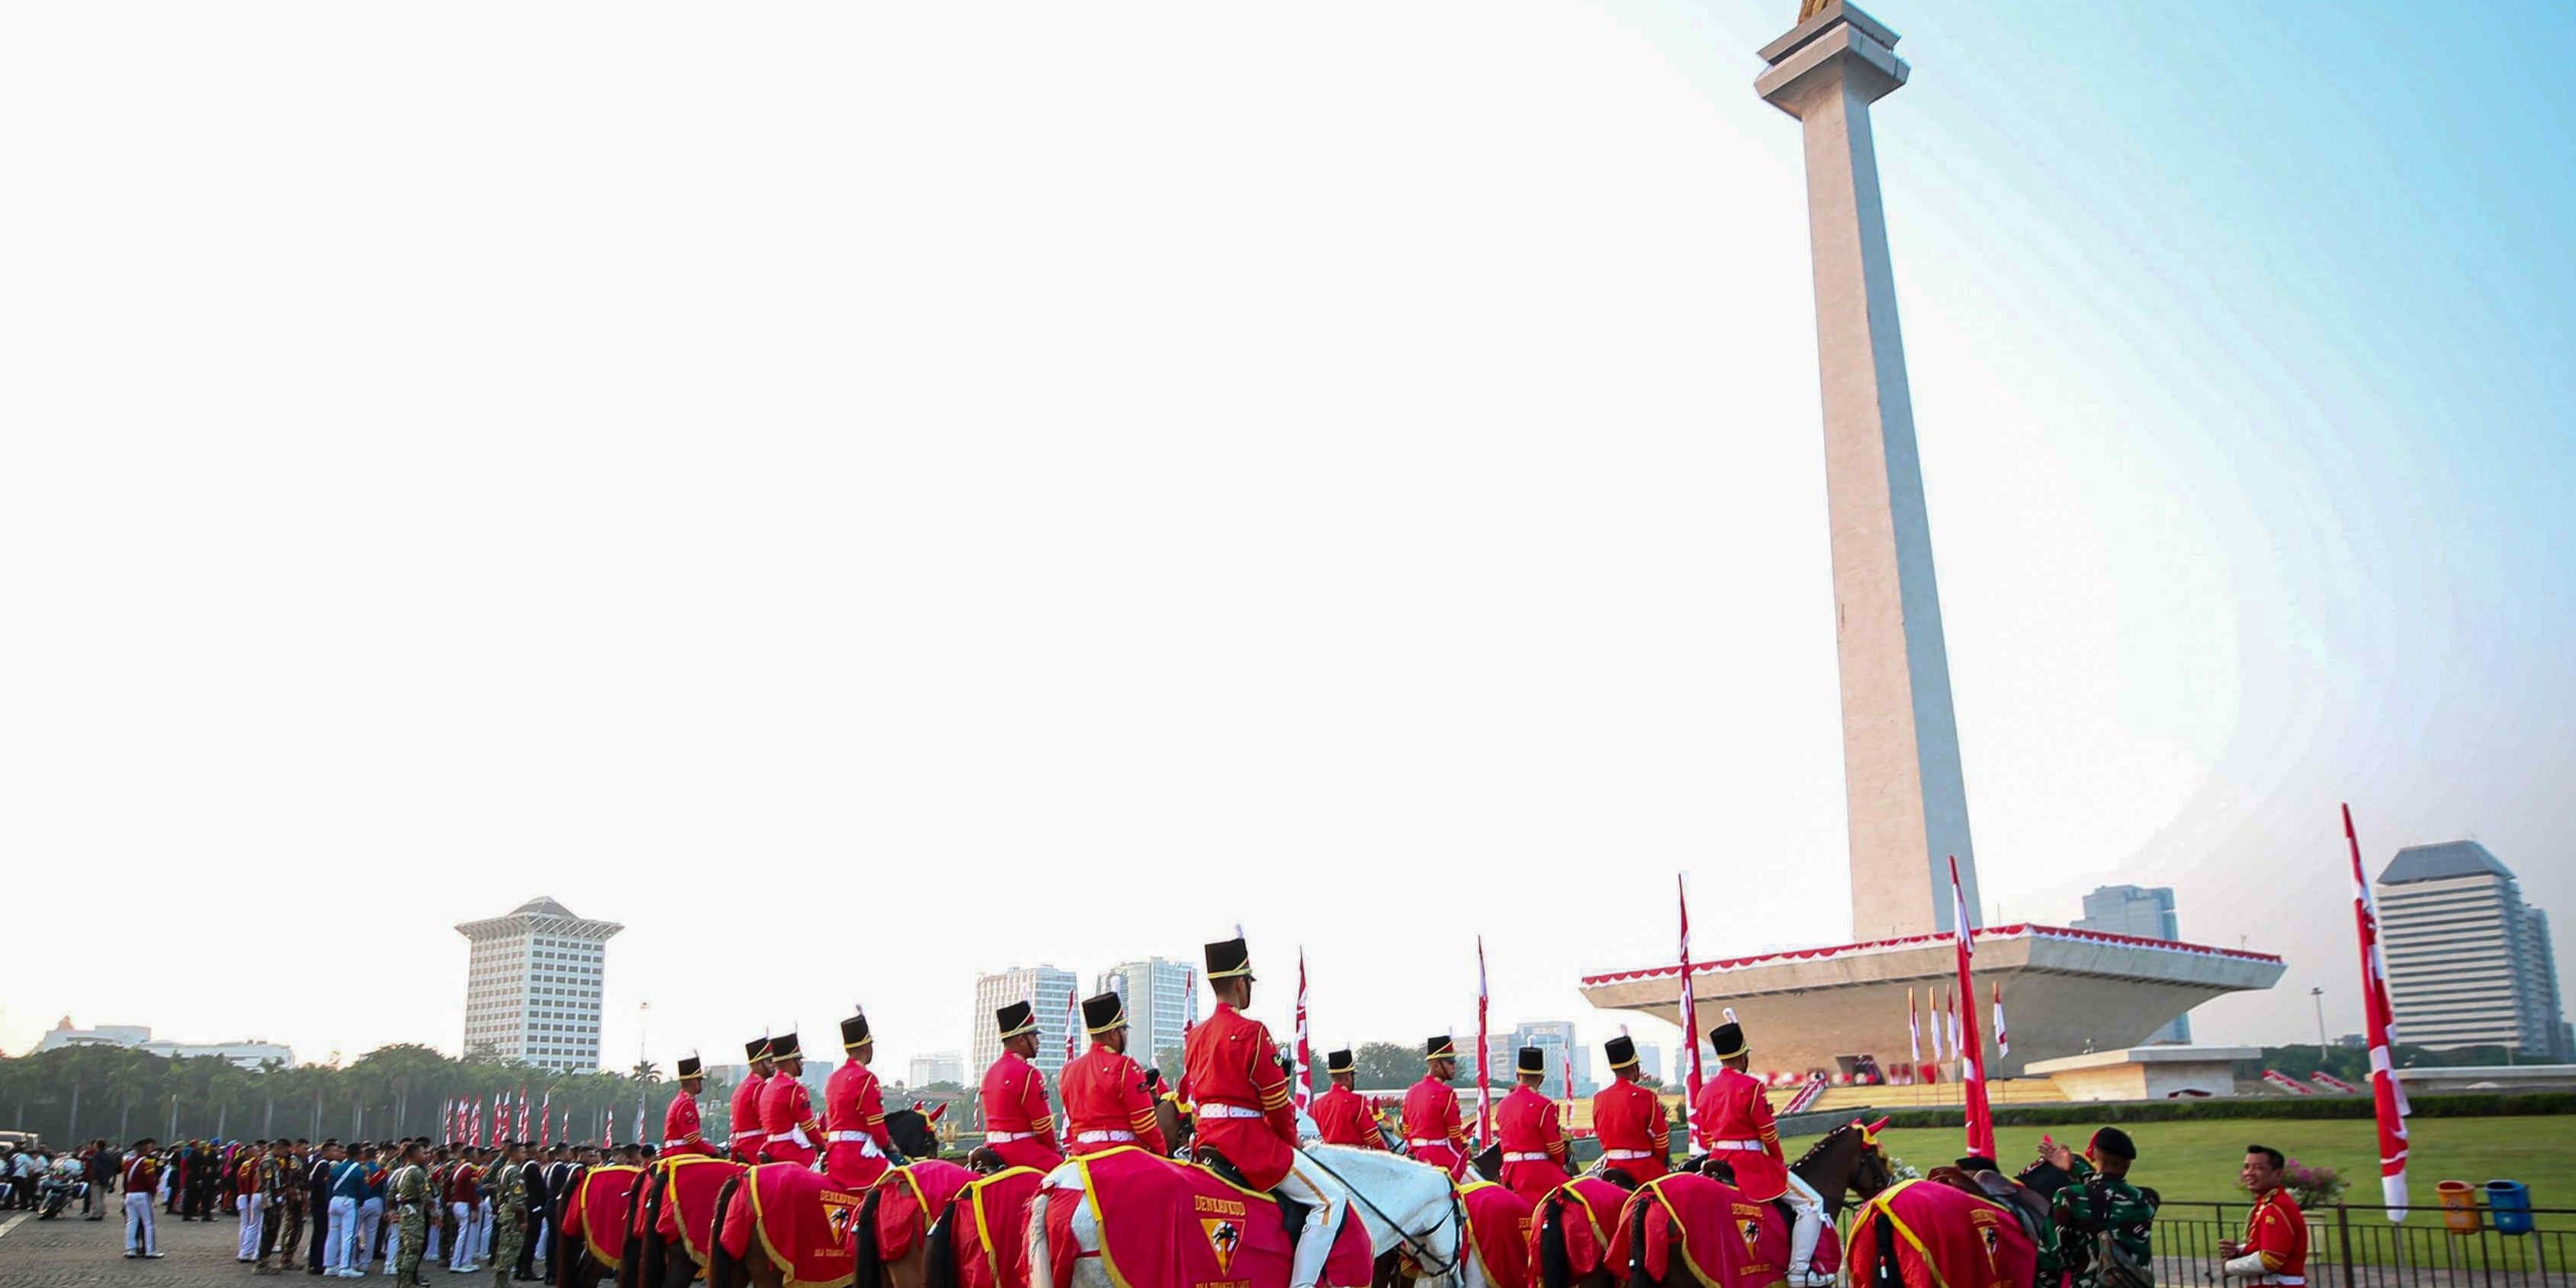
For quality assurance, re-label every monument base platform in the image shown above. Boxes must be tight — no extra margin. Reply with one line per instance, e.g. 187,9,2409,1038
1579,923,2283,1079
2021,1045,2257,1100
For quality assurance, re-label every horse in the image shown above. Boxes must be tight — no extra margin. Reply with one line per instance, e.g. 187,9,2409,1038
611,1156,750,1288
555,1164,646,1288
1607,1118,1898,1288
1027,1143,1473,1288
701,1109,959,1288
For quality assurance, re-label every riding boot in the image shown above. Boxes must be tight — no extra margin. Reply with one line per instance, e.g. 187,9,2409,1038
1787,1203,1831,1287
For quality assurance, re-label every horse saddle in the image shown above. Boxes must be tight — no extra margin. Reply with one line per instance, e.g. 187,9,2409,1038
1972,1173,2055,1255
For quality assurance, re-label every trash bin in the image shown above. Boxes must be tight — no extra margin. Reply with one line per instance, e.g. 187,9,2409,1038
2439,1180,2484,1234
2488,1181,2534,1235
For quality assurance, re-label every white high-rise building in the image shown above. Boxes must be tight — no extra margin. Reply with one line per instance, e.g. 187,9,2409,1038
457,897,622,1072
2378,843,2570,1058
907,1052,967,1087
2073,885,2193,1043
971,965,1080,1082
1094,958,1201,1069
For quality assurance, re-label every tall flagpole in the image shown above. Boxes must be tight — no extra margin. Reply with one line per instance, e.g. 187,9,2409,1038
1474,936,1492,1146
1677,875,1703,1149
1292,949,1312,1114
1949,856,1995,1158
2345,804,2412,1219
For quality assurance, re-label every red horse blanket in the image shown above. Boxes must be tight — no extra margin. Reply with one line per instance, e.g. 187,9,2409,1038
1531,1176,1634,1285
869,1161,975,1265
1845,1180,2035,1288
955,1167,1046,1288
1617,1173,1784,1288
656,1156,746,1266
564,1166,643,1270
1460,1180,1534,1288
1044,1146,1375,1288
724,1161,872,1288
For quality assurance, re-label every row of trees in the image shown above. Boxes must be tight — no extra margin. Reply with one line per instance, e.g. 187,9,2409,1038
0,1043,682,1147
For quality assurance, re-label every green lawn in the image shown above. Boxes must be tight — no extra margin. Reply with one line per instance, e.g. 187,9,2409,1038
1834,1116,2576,1225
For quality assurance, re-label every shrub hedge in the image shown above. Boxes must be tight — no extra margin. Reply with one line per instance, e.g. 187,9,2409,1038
1861,1090,2575,1130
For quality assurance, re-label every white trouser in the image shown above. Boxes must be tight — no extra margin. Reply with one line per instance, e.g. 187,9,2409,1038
358,1198,384,1268
426,1213,443,1263
476,1200,493,1260
239,1193,268,1259
329,1196,361,1270
1781,1171,1826,1277
448,1203,478,1267
534,1214,551,1259
126,1192,159,1254
1277,1158,1344,1288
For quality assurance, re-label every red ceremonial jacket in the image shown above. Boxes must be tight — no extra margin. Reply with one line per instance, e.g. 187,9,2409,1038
2244,1188,2308,1281
760,1071,819,1161
1495,1086,1569,1202
1184,1002,1296,1190
1309,1084,1384,1149
1059,1044,1168,1156
1402,1075,1470,1171
1589,1077,1670,1181
1689,1067,1786,1200
978,1051,1062,1171
661,1091,711,1156
726,1074,768,1158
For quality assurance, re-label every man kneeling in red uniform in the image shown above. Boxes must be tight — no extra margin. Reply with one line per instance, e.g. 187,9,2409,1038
1186,935,1344,1288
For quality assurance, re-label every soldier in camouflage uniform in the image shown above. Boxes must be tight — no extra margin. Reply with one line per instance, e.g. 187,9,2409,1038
387,1142,433,1287
2045,1128,2157,1288
487,1143,530,1288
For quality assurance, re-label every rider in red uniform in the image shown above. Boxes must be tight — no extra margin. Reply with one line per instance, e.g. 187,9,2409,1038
1184,935,1341,1288
759,1033,820,1167
1691,1021,1826,1286
1402,1037,1472,1178
1308,1050,1385,1149
823,1012,896,1188
1588,1036,1668,1182
978,1003,1065,1172
1060,991,1169,1157
1495,1047,1570,1203
662,1055,714,1156
728,1039,774,1162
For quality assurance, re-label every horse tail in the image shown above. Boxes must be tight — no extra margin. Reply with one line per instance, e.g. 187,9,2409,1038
1872,1213,1904,1288
640,1177,670,1288
705,1175,745,1288
1538,1194,1574,1288
615,1174,649,1288
851,1187,886,1288
920,1199,961,1288
1625,1191,1655,1288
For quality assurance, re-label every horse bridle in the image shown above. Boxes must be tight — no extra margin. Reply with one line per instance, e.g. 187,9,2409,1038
1295,1150,1469,1281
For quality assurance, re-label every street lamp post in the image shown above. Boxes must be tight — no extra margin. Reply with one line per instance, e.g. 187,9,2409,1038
2311,986,2328,1050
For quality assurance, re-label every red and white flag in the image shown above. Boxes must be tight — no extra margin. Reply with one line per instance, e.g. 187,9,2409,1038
517,1087,531,1141
605,1104,617,1146
1906,988,1922,1082
1292,949,1312,1113
1474,936,1492,1146
1992,982,2010,1055
1677,875,1704,1145
539,1090,552,1148
490,1092,504,1145
2345,804,2412,1219
470,1100,483,1148
1950,855,1996,1159
2262,1069,2316,1095
1063,991,1080,1065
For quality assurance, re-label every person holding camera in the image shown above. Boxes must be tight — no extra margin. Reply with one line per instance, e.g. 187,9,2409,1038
2043,1128,2157,1288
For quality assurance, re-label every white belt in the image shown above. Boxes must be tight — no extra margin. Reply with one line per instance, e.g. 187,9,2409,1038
1074,1131,1137,1144
1710,1139,1762,1150
1603,1149,1656,1160
823,1133,884,1157
1197,1104,1265,1119
1406,1138,1454,1149
728,1131,763,1143
985,1130,1038,1143
767,1129,812,1145
2253,1280,2305,1286
1502,1151,1554,1163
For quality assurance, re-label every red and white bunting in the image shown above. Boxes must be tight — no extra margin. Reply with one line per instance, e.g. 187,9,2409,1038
2262,1069,2316,1095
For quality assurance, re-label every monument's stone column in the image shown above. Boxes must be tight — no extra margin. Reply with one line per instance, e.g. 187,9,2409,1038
1756,2,1980,938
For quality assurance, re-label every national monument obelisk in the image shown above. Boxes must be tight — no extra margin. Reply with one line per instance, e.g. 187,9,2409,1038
1757,0,1977,940
1576,2,2285,1077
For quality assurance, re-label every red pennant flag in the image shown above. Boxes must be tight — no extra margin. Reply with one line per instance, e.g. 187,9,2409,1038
1949,856,1995,1159
1292,949,1312,1113
1474,936,1492,1146
1677,875,1704,1148
2345,804,2412,1219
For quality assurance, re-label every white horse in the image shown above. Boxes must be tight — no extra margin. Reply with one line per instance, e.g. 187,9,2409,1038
1028,1143,1483,1288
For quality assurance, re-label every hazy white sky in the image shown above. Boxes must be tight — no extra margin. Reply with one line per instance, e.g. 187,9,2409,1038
5,1,2570,1078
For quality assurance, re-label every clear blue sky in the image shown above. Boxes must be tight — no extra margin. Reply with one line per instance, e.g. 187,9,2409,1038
1,0,2569,1069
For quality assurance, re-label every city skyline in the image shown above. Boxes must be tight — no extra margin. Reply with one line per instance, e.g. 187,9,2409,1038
7,1,2572,1074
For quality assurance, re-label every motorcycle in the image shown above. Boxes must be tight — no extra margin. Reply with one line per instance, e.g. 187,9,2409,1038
38,1172,85,1220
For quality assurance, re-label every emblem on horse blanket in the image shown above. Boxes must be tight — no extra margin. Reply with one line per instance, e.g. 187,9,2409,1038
1458,1180,1534,1288
1042,1145,1376,1288
866,1160,976,1265
1616,1173,1787,1288
1527,1176,1631,1285
718,1162,872,1288
1845,1179,2035,1288
561,1164,643,1270
656,1156,747,1266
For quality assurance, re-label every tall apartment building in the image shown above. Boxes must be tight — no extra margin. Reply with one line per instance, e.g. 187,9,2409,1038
1485,1021,1595,1095
457,897,622,1072
971,965,1080,1083
2378,842,2570,1058
1094,957,1202,1068
2073,885,2192,1043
